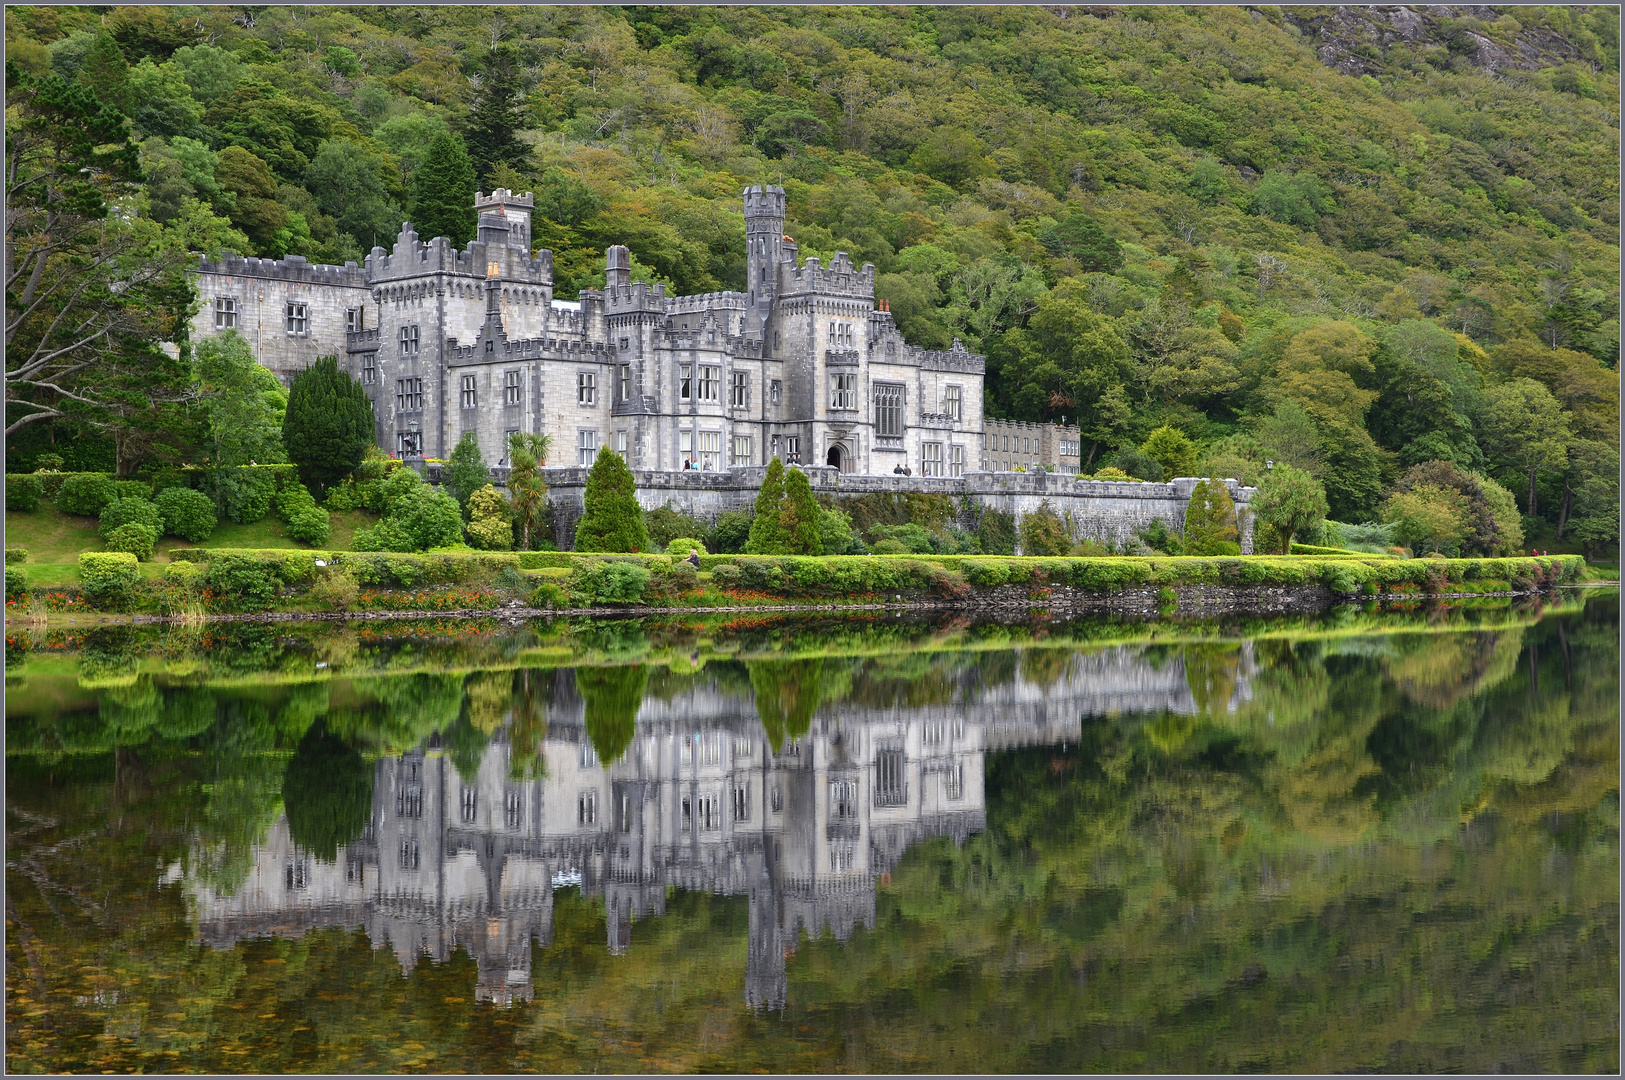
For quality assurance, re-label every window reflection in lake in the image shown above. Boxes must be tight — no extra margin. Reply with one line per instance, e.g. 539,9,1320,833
4,598,1617,1074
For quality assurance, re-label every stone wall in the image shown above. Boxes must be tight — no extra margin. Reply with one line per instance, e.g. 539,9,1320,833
522,464,1255,552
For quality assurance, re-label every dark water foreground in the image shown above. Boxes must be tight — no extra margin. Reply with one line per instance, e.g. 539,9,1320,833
5,596,1617,1073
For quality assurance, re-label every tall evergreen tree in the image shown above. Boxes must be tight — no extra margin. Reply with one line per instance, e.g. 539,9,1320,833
444,430,488,515
408,131,476,246
745,457,789,554
77,31,130,113
464,47,527,184
781,465,824,555
1182,478,1239,556
574,445,647,552
281,355,375,496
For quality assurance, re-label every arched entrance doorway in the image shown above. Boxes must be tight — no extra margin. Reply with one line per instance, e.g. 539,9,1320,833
827,445,850,472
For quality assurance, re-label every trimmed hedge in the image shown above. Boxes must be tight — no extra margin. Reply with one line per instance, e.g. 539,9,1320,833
6,565,26,602
55,474,120,516
6,473,43,512
99,497,163,541
78,552,141,608
6,547,28,564
105,522,158,561
154,487,218,543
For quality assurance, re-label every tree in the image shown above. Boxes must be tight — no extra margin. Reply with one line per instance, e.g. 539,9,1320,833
5,63,203,442
998,278,1133,445
1019,500,1070,555
781,466,824,555
282,355,374,497
574,445,646,552
281,720,374,862
506,432,552,550
464,47,527,184
1183,479,1239,556
1477,378,1572,517
578,664,648,765
1251,464,1328,553
1140,426,1197,479
1252,169,1335,227
304,137,402,253
444,430,488,516
746,457,791,554
408,131,476,247
1382,484,1469,556
1488,339,1619,441
1038,212,1123,273
195,331,286,465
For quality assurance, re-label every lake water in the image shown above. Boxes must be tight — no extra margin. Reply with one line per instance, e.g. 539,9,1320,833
5,596,1618,1073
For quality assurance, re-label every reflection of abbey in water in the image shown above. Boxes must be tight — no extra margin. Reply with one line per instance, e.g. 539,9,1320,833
184,647,1252,1009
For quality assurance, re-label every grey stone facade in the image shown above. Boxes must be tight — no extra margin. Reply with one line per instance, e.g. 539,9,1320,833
190,186,986,476
981,417,1083,474
534,463,1256,553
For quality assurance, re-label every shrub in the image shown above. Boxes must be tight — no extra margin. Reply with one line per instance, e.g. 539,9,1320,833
7,473,43,512
1110,448,1165,482
308,568,360,611
35,453,64,472
976,508,1017,555
710,563,744,589
282,355,376,498
1020,502,1070,556
323,478,363,511
216,468,277,524
1140,426,1197,479
465,484,513,551
665,537,709,556
645,505,709,550
286,507,332,545
964,560,1010,587
6,565,26,602
56,473,119,516
99,497,164,541
871,538,908,555
710,510,753,554
114,479,151,500
105,522,158,561
206,553,280,612
154,487,218,542
570,559,651,604
530,581,570,608
6,547,28,564
353,482,463,552
78,552,141,608
1091,466,1131,480
1183,479,1240,556
867,522,937,554
1139,519,1186,556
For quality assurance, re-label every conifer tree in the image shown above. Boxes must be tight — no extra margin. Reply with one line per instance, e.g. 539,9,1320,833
781,465,824,555
281,355,375,497
444,430,488,515
745,457,790,554
464,47,527,184
573,445,646,552
408,132,476,247
1182,478,1240,555
77,31,130,113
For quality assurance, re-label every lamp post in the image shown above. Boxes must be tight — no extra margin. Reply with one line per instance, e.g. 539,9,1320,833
1265,459,1274,473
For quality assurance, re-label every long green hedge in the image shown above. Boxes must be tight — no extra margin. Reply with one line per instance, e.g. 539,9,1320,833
58,547,1585,612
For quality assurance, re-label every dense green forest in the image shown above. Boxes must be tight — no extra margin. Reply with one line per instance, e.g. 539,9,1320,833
5,5,1619,552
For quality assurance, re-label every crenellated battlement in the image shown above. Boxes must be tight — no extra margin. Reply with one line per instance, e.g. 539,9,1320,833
668,291,750,314
365,223,553,285
913,339,985,374
196,251,368,287
603,280,668,313
783,252,876,298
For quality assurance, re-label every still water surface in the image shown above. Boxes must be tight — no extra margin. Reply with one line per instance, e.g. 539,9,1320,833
5,598,1618,1073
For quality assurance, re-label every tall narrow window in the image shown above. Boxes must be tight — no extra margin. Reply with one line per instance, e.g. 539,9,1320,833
285,302,308,335
618,365,632,402
732,785,750,822
731,434,752,465
785,435,799,460
679,363,693,401
214,296,237,329
770,380,782,405
698,366,719,402
830,373,855,410
504,369,522,405
577,371,596,405
875,749,907,807
396,378,423,411
346,306,363,333
398,324,419,356
874,383,904,439
945,385,962,421
922,442,942,477
460,374,478,409
362,354,377,385
504,789,524,829
730,371,748,407
285,856,309,891
949,444,965,478
698,431,720,470
577,429,598,465
615,430,628,454
460,785,478,823
577,790,597,825
399,837,420,870
680,430,693,464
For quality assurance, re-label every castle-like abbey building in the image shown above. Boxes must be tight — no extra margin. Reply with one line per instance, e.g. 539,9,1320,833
192,186,1003,477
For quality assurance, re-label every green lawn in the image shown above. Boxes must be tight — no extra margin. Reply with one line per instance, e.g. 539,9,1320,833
5,507,380,584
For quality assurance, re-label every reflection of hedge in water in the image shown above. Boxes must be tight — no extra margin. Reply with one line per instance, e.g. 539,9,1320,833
577,665,649,765
282,720,374,862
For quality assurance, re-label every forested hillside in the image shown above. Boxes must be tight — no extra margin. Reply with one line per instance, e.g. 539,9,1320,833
5,5,1619,553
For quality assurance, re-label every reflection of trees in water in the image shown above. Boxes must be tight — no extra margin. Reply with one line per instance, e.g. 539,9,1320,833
508,669,550,781
1183,644,1241,718
1017,647,1073,690
1382,629,1525,711
281,719,374,862
339,674,463,753
747,658,824,751
578,665,649,765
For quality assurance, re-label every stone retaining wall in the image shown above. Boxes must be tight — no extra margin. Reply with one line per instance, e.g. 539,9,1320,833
527,464,1256,553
